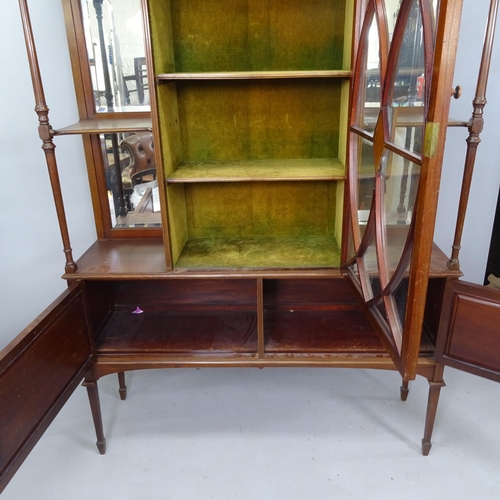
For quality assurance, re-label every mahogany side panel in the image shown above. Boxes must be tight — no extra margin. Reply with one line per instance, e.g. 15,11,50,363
0,284,93,494
435,279,500,381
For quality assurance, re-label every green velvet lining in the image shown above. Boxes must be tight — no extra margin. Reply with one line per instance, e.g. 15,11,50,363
175,235,340,269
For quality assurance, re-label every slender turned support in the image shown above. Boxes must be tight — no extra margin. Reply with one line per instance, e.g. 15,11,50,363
83,372,106,454
118,372,127,400
18,0,77,274
400,379,410,401
422,364,446,456
447,0,500,271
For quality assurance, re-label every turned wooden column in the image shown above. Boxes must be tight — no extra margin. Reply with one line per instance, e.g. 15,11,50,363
447,0,500,271
18,0,77,274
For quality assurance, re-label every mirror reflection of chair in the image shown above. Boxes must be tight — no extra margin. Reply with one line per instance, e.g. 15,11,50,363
120,132,156,201
121,57,148,106
122,57,148,106
122,74,136,105
134,57,148,104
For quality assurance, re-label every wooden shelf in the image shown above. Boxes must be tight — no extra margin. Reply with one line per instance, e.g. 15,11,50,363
94,308,434,358
97,310,257,354
158,70,351,81
52,117,152,135
265,309,384,353
96,309,376,355
167,158,345,183
65,239,168,278
174,236,341,270
265,309,435,354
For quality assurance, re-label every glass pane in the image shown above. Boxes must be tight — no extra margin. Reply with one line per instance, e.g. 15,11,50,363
428,0,440,44
386,0,404,40
390,108,424,153
82,0,150,112
381,150,420,276
101,132,161,228
387,0,425,152
346,260,364,297
364,232,378,299
371,275,382,299
394,277,410,328
355,135,376,219
384,295,403,351
375,302,388,323
345,220,357,264
348,261,359,279
356,15,381,134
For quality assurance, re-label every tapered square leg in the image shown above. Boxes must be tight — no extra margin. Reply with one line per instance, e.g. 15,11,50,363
118,371,127,401
83,371,106,454
400,380,410,401
422,364,445,456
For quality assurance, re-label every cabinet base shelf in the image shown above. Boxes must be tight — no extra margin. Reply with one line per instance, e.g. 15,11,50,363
98,310,257,354
175,236,340,270
97,308,387,356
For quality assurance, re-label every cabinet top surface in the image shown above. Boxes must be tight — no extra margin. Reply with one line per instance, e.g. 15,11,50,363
63,239,462,280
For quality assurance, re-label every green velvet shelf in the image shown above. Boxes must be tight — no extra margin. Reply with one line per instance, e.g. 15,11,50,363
174,235,341,270
166,158,345,183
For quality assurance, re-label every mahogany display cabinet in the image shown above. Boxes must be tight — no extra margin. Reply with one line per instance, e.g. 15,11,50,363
2,0,500,492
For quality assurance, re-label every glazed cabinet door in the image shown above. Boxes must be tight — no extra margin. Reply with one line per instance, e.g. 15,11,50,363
343,0,462,378
435,280,500,381
0,282,94,494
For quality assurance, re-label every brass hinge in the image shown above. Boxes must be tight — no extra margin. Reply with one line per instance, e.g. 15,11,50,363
424,121,440,158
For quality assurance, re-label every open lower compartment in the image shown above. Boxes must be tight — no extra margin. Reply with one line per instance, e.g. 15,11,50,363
89,279,258,357
85,277,434,364
86,277,438,363
263,278,388,354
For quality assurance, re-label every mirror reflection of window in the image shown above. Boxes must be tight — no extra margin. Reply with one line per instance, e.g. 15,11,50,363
82,0,150,112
